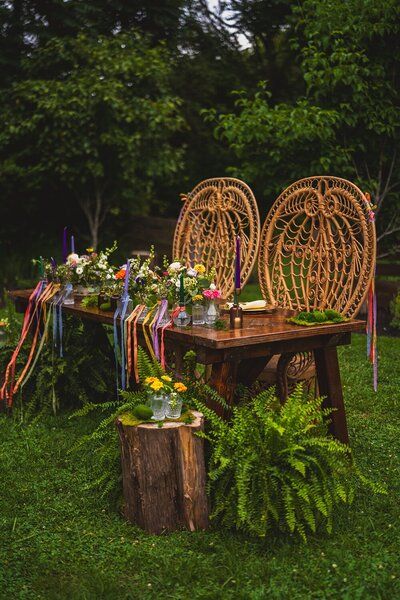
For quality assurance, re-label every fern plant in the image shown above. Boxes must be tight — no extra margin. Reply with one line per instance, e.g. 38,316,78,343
194,385,385,541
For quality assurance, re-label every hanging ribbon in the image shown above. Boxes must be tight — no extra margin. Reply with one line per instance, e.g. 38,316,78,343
119,296,131,390
1,281,59,407
12,283,59,400
1,281,44,405
113,303,122,393
132,305,146,383
152,299,169,360
365,192,378,392
125,304,144,385
160,305,184,370
141,304,158,361
366,277,378,392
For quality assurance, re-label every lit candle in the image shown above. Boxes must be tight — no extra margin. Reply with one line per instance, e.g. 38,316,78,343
179,272,185,305
39,256,45,278
62,227,68,263
123,259,130,296
234,235,241,292
70,235,75,254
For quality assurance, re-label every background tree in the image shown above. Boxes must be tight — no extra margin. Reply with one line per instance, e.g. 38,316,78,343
0,32,185,248
208,0,400,254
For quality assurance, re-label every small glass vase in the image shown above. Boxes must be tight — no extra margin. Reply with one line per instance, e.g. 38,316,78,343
192,302,205,326
165,393,183,419
62,283,75,305
173,307,191,327
150,394,166,420
205,299,219,325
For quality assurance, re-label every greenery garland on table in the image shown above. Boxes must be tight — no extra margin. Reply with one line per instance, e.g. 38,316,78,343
193,385,386,541
288,309,347,327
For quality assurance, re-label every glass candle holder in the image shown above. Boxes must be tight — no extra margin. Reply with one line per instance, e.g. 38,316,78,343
165,393,183,419
150,394,166,420
173,308,191,327
62,283,75,305
192,302,205,326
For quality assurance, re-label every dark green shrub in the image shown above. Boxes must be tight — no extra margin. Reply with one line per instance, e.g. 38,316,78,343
194,386,385,541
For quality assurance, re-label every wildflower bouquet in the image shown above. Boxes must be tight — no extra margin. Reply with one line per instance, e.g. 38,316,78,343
163,259,215,306
144,375,187,395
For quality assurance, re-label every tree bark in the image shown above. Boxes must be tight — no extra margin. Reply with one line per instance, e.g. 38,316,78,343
116,411,209,534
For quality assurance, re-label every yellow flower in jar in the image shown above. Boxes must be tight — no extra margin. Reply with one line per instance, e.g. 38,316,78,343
150,380,164,391
161,375,172,382
174,382,187,393
145,376,157,384
194,264,206,274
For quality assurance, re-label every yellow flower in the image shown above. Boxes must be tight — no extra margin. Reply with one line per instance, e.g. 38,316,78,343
145,376,157,384
194,264,206,274
192,295,203,302
174,382,187,393
150,380,164,391
86,247,94,253
161,375,172,382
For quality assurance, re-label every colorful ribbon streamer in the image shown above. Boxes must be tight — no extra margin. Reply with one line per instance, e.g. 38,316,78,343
366,277,378,392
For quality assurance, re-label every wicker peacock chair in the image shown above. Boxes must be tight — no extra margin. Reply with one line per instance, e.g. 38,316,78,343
258,176,376,399
173,177,260,299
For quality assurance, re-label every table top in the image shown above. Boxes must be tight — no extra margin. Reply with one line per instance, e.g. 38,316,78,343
9,289,365,350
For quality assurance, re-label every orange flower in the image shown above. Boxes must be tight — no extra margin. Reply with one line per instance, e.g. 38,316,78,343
115,268,126,280
174,382,187,393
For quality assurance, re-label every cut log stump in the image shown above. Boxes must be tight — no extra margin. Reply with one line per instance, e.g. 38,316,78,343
116,411,209,534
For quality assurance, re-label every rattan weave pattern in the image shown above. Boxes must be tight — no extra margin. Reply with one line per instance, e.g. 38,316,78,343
258,176,376,317
173,178,260,298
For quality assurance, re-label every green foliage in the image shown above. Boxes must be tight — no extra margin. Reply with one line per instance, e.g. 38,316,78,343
0,334,399,598
194,385,385,541
207,0,400,251
0,32,185,246
390,292,400,329
290,309,346,326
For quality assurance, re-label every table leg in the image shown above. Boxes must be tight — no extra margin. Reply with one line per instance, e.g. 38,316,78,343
209,361,238,416
314,346,349,445
236,355,273,387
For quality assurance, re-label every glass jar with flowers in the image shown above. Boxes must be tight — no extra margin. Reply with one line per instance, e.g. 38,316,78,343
191,294,205,326
203,284,222,325
143,375,187,420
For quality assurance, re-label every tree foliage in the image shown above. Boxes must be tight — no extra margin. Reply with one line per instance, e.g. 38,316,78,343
0,32,185,247
208,0,400,253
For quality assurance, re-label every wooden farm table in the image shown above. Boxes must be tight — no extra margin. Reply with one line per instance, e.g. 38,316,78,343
9,290,365,444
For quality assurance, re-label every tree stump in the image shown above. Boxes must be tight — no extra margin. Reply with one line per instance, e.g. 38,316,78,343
116,411,209,534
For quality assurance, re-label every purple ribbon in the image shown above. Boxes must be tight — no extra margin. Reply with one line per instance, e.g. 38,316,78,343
152,299,168,360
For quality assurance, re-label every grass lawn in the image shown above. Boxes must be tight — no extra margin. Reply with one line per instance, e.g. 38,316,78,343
0,334,399,599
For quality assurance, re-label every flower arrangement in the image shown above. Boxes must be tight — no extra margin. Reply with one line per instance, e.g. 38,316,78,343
144,375,187,395
45,243,117,289
203,283,222,300
163,259,215,306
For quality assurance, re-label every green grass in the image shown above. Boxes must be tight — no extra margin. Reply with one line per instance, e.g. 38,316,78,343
0,335,399,599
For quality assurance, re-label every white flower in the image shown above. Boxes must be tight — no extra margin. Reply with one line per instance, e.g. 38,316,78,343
187,268,197,277
169,261,181,272
106,274,112,279
76,267,83,275
209,283,216,290
67,253,79,265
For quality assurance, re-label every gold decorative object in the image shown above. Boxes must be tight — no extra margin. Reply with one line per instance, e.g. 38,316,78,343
258,176,376,317
258,176,376,400
173,178,260,299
